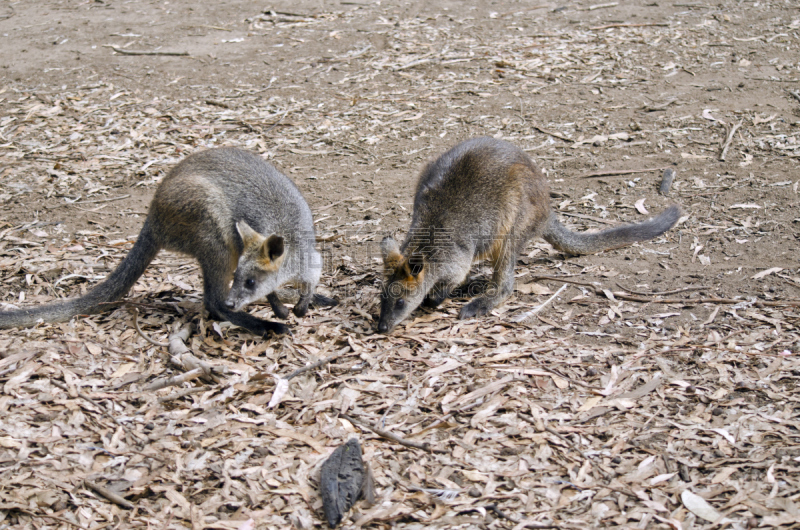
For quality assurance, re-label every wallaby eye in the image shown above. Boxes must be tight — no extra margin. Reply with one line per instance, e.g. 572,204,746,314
245,278,256,289
395,298,405,309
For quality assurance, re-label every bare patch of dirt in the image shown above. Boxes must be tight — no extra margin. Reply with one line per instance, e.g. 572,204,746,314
1,0,799,528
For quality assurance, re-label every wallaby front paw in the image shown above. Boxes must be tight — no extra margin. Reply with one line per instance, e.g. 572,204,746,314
263,321,290,337
273,304,290,319
422,294,446,309
459,299,490,319
267,293,290,319
292,302,309,318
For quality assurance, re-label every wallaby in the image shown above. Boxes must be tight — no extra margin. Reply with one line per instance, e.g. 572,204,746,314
378,137,680,333
0,147,336,336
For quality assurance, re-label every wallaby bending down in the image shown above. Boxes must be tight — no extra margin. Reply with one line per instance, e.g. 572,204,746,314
0,147,336,336
378,137,680,333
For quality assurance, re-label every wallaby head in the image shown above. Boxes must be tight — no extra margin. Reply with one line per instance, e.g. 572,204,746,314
377,236,428,333
226,220,286,311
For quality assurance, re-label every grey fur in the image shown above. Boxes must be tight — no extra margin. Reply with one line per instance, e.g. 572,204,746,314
0,147,333,335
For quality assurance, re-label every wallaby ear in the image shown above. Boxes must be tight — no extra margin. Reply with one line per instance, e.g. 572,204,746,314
236,220,263,247
408,253,425,277
262,234,285,262
380,236,404,269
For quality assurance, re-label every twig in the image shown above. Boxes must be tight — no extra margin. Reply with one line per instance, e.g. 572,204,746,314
719,120,742,161
413,398,488,437
520,413,587,460
73,194,131,205
339,413,440,453
590,22,670,29
511,283,568,323
612,293,800,307
285,345,351,380
786,89,800,104
51,380,121,425
84,479,134,509
316,196,363,212
588,2,619,10
12,509,89,530
614,283,710,297
157,385,209,402
143,367,205,392
263,109,289,135
580,167,668,178
103,45,189,56
131,308,169,347
559,212,618,225
532,125,574,143
529,275,600,292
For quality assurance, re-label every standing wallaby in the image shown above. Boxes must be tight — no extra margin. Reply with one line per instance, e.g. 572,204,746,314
0,147,336,336
378,137,680,333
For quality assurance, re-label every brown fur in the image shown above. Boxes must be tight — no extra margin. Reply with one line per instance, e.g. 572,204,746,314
378,137,680,333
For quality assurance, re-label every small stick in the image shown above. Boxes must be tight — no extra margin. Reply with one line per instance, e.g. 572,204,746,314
529,275,600,292
103,45,189,56
13,509,89,530
580,167,668,178
143,367,205,392
511,283,568,323
588,2,618,9
590,22,670,29
158,385,209,403
520,413,586,460
719,120,742,161
339,413,438,453
131,308,169,347
614,283,710,297
559,212,618,225
786,89,800,104
73,194,131,205
611,293,800,307
263,109,289,135
285,346,351,380
532,125,574,143
84,479,134,509
51,380,121,425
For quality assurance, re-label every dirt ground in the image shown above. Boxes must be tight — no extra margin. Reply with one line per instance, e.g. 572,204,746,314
1,0,800,529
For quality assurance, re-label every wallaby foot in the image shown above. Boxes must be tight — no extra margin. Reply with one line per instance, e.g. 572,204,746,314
459,241,518,320
422,293,447,308
459,297,493,319
293,293,312,317
268,292,290,319
422,281,454,308
311,293,338,308
259,319,290,337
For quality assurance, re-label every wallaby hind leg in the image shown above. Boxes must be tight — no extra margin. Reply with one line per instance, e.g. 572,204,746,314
292,282,314,317
459,238,520,319
267,292,290,319
200,258,289,337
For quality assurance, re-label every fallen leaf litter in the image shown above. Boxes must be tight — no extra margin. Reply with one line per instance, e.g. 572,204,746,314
1,0,800,528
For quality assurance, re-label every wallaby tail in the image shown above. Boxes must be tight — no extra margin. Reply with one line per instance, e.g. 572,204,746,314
543,205,681,256
0,219,161,329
